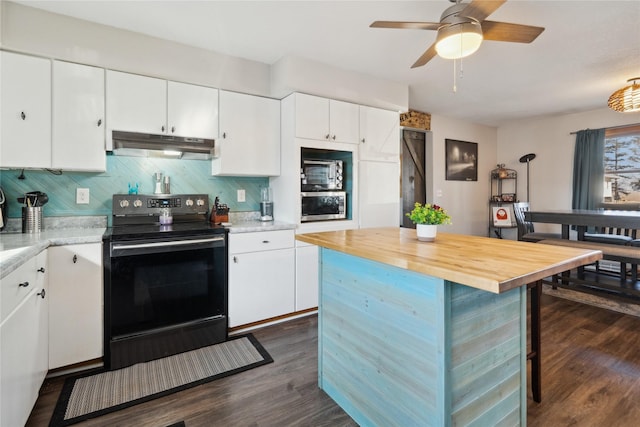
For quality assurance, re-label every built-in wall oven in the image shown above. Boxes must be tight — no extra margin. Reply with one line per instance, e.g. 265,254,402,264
103,194,228,370
301,191,347,222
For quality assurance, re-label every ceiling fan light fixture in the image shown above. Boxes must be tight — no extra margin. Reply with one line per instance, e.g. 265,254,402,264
435,21,483,59
608,78,640,113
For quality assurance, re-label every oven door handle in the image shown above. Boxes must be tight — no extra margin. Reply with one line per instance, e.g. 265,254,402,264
111,236,225,256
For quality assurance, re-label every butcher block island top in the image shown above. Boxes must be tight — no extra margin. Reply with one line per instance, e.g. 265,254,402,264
296,227,602,294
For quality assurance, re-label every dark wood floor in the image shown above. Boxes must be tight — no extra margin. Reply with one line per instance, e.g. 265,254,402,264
27,293,640,426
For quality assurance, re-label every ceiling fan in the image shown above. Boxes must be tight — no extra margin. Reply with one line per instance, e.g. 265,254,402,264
370,0,545,68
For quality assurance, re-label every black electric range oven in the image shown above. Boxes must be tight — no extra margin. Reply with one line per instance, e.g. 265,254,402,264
102,194,228,370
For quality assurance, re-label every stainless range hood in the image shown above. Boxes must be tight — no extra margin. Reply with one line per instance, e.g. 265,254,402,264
111,130,215,160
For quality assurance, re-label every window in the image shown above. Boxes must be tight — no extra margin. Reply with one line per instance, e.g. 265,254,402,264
604,124,640,202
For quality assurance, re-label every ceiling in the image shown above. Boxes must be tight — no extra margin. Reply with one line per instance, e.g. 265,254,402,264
14,0,640,127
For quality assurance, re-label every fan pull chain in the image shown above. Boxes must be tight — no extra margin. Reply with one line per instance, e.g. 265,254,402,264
453,58,457,93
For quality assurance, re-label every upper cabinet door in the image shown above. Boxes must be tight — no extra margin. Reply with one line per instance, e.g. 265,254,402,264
359,106,400,161
329,99,359,144
0,51,51,169
52,61,106,171
106,70,166,148
214,90,280,176
295,93,330,141
167,81,218,139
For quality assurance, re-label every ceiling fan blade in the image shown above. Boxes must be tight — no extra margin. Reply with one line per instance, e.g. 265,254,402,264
481,21,545,43
411,44,438,68
459,0,506,22
370,21,440,30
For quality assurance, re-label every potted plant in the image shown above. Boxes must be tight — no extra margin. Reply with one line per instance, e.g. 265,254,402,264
406,202,452,241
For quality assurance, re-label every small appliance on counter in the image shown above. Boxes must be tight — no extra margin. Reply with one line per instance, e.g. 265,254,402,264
260,187,274,222
211,196,229,224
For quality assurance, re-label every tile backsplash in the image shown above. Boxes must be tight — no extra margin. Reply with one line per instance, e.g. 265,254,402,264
0,154,267,223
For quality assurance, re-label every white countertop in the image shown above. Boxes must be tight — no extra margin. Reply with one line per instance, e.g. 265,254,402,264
225,220,296,233
0,228,106,279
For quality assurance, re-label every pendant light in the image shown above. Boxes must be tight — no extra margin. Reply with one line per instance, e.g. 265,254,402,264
608,77,640,113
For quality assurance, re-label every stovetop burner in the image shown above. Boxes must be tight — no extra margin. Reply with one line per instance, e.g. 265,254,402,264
106,193,226,240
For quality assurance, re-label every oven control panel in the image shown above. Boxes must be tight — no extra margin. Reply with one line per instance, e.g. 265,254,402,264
112,194,209,216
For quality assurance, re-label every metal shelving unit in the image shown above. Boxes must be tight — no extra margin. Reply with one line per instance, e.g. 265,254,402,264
489,164,518,238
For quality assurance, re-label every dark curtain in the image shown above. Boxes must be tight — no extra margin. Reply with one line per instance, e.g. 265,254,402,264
572,128,605,210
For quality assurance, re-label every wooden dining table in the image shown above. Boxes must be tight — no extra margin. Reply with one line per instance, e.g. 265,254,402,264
525,209,640,240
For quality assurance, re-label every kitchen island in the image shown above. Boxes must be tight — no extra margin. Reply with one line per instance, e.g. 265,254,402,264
296,227,601,426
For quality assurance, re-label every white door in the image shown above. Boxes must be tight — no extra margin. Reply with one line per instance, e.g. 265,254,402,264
215,90,280,176
329,99,360,144
167,81,219,139
106,70,166,149
0,51,51,168
295,243,319,311
48,243,103,369
359,106,400,161
359,160,401,228
295,93,330,141
52,61,106,171
228,248,295,327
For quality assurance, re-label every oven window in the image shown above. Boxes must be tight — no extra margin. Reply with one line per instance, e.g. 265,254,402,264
305,165,329,185
109,246,225,338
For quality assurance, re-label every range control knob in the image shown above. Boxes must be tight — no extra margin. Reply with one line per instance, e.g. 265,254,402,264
133,199,143,208
185,199,194,207
119,200,130,208
196,199,205,207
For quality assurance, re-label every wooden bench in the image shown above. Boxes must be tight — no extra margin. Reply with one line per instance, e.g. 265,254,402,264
538,239,640,282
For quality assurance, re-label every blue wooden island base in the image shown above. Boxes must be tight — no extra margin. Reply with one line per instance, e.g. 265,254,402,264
318,248,526,426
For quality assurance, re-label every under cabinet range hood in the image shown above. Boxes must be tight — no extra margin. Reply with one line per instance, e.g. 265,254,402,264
111,130,215,160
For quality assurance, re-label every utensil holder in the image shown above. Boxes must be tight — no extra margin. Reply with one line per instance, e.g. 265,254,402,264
22,206,43,233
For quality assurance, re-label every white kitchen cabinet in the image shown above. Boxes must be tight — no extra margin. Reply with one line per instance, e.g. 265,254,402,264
106,70,219,150
359,160,401,228
52,61,106,171
228,230,295,327
0,250,48,427
359,105,400,162
48,243,103,369
168,80,219,139
0,51,51,169
294,93,359,144
295,241,319,311
213,90,280,176
106,70,166,142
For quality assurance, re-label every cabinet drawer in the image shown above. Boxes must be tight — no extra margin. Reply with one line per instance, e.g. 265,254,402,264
1,257,37,323
229,230,294,254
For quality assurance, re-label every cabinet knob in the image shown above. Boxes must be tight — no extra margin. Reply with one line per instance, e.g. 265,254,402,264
38,267,45,273
262,240,270,244
20,111,26,120
161,125,165,132
361,138,365,143
332,135,336,140
37,289,46,299
233,256,238,263
171,126,176,133
18,281,29,288
97,119,102,127
73,254,78,263
223,132,227,139
325,134,330,140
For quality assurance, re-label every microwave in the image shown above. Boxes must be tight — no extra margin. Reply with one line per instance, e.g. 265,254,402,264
301,191,346,222
301,159,343,191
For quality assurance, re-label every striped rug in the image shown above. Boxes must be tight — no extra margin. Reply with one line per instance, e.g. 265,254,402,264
50,334,272,426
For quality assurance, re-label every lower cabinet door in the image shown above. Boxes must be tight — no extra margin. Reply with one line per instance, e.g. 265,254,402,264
295,244,319,311
0,288,48,427
48,243,103,369
228,248,295,327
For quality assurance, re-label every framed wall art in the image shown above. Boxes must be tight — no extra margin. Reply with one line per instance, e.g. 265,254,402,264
445,139,478,181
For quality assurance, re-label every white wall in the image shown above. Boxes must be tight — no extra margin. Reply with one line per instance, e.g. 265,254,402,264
498,107,640,238
271,55,408,111
430,115,498,236
1,1,271,96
